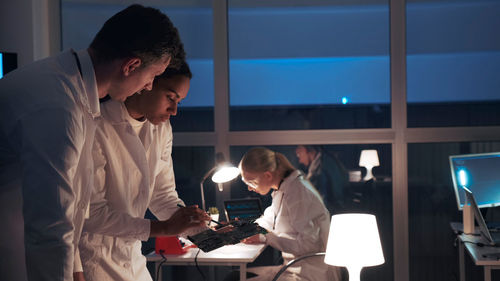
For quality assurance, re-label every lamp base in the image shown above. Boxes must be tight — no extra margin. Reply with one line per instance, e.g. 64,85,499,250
346,266,362,281
363,167,375,181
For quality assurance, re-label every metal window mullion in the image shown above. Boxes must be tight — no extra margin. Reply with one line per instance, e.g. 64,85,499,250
390,0,409,280
212,0,230,210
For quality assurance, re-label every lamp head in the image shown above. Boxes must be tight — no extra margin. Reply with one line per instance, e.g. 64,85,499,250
458,169,468,188
212,165,240,184
359,150,380,168
324,213,384,269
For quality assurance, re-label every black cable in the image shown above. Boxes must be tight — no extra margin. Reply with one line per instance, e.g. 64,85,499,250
194,248,206,281
156,250,167,281
271,252,325,281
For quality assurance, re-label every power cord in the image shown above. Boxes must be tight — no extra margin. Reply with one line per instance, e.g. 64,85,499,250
194,248,206,281
155,250,167,281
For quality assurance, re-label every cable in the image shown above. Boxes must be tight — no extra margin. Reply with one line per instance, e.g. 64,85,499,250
155,250,167,281
194,248,206,281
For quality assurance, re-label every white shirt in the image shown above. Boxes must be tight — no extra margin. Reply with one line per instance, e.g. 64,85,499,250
80,100,183,281
0,49,100,281
255,170,334,281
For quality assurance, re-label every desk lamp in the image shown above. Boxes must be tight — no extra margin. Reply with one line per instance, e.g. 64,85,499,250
359,150,379,181
324,213,384,281
200,152,240,211
458,169,474,234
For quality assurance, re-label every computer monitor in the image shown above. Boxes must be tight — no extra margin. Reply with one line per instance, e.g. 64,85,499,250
224,198,263,221
0,52,17,79
449,152,500,210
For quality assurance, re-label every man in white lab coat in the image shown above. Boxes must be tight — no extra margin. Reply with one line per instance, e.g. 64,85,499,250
79,61,209,281
0,4,196,281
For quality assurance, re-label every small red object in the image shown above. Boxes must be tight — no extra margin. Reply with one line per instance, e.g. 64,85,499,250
155,236,191,255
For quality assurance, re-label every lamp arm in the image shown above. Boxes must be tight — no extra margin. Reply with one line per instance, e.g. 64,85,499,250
200,166,218,211
271,252,325,281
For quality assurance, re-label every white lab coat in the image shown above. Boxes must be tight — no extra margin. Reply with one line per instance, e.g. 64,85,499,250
0,49,100,281
79,100,184,281
250,170,340,281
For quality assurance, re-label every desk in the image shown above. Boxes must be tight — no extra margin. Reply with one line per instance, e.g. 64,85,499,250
146,243,266,281
451,222,500,281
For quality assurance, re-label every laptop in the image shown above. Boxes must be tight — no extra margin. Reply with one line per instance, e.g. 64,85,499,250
223,198,263,221
463,187,500,246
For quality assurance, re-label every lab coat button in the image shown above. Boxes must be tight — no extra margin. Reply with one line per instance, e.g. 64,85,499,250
78,202,86,209
124,262,130,268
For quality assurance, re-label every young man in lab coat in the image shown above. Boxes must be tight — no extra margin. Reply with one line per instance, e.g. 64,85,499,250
79,61,208,281
0,4,205,281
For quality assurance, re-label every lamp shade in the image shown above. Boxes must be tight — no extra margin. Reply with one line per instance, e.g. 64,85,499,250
211,165,240,183
324,214,384,268
359,150,380,168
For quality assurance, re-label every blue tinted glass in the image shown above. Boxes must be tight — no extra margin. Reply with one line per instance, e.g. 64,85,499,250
407,0,500,127
228,2,390,130
60,2,214,132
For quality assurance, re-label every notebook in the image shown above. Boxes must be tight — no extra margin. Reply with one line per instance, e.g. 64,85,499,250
463,187,500,246
223,198,263,221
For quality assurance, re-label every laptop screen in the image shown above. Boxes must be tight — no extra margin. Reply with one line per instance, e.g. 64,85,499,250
224,198,263,221
449,152,500,210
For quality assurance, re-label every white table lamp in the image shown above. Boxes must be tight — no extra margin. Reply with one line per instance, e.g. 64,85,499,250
324,213,385,281
200,152,240,211
359,150,380,181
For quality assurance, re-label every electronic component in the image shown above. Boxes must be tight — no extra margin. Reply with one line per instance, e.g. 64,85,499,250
187,220,267,252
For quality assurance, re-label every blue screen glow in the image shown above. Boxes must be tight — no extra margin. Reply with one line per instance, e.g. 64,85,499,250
451,153,500,209
0,53,4,79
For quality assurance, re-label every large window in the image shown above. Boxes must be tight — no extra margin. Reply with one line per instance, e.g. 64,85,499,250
406,0,500,127
228,0,390,130
408,141,500,281
61,1,214,132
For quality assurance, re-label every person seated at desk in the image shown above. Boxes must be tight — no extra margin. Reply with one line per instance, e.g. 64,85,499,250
79,61,210,281
226,147,341,281
295,145,349,215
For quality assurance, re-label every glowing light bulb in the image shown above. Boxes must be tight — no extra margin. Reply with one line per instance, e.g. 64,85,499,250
341,97,348,104
458,169,467,187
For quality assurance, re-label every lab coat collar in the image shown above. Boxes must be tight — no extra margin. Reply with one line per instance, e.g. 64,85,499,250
275,170,302,194
102,99,155,152
306,152,321,180
103,100,132,125
74,49,100,118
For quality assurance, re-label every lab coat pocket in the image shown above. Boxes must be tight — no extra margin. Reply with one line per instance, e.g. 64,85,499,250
110,237,133,265
80,233,105,265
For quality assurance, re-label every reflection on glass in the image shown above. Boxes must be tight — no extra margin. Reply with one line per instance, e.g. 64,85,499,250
230,144,393,281
408,141,500,281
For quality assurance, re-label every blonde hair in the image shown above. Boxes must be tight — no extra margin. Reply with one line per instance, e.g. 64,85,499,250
240,147,295,175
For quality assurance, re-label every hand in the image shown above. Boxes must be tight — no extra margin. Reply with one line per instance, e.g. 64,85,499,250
242,234,263,244
73,272,86,281
152,205,210,236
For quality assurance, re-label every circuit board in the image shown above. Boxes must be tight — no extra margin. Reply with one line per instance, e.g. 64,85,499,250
187,220,267,252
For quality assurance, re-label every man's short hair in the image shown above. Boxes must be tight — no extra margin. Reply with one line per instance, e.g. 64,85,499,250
89,4,185,67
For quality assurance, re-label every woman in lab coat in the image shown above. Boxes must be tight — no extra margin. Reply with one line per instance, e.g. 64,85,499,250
79,61,209,281
237,147,341,281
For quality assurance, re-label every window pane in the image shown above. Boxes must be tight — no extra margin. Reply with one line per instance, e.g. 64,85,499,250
172,146,216,208
61,1,214,132
407,0,500,127
408,141,500,281
230,144,393,281
228,1,390,131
